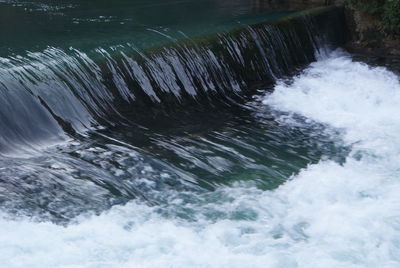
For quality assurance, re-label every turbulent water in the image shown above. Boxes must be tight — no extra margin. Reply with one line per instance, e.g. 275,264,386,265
0,0,398,267
1,49,400,267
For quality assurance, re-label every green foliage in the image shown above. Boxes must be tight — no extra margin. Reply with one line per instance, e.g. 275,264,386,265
382,0,400,36
349,0,400,37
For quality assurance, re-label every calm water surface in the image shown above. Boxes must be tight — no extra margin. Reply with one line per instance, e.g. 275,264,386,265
0,0,295,55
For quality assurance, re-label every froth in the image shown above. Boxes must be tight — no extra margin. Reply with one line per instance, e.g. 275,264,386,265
2,50,400,267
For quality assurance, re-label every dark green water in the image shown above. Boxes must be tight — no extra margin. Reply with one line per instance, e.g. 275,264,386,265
0,0,294,55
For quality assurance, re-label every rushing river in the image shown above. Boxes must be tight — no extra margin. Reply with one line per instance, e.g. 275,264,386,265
0,0,399,267
2,49,399,268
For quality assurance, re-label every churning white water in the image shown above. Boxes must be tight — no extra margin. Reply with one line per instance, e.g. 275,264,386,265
1,50,400,268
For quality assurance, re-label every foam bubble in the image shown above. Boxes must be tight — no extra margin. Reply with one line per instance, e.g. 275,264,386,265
2,50,400,267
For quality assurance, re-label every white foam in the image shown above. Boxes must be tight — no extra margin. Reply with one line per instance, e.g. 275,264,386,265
1,50,400,268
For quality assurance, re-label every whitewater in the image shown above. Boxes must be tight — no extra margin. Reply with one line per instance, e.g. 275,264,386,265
1,50,400,268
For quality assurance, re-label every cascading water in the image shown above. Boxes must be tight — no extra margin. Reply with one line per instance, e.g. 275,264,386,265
1,0,397,267
2,48,399,268
0,4,344,151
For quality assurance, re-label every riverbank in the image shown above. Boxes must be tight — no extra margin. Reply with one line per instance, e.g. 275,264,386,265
343,0,400,56
281,0,400,56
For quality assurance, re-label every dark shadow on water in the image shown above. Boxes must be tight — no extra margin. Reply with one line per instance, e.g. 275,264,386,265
0,83,349,223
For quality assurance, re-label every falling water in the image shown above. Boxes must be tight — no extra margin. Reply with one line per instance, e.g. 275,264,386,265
3,1,395,268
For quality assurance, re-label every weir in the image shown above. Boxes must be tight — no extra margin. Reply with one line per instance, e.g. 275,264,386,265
102,6,346,107
0,6,346,154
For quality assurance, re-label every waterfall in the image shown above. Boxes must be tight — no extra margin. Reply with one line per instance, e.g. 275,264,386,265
0,6,345,154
